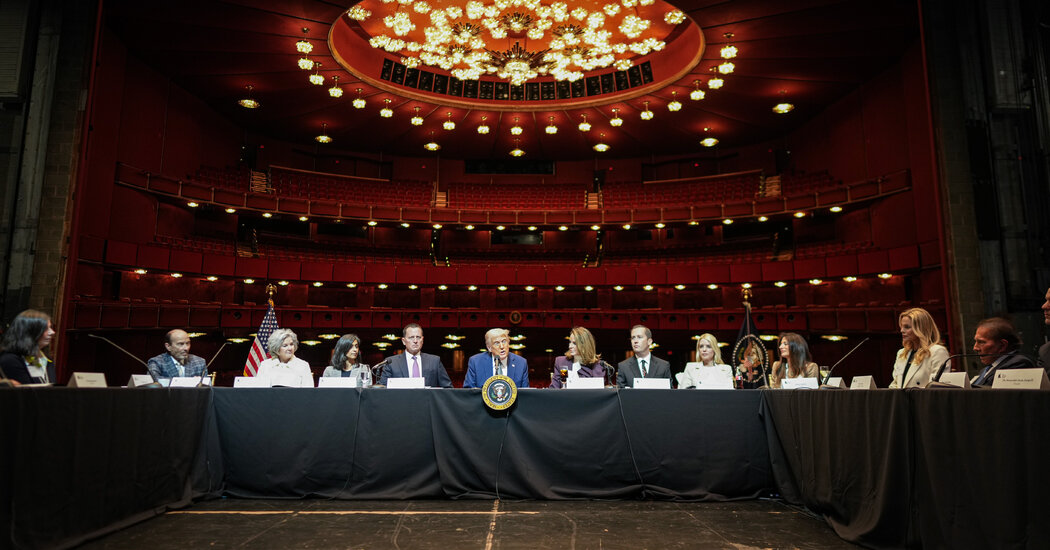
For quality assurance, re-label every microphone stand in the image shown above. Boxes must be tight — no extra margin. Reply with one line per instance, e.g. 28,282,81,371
599,360,616,387
371,359,390,385
926,352,1000,387
821,337,870,386
198,341,228,387
88,333,162,388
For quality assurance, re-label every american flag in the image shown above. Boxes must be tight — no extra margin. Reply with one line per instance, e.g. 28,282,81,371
243,300,279,376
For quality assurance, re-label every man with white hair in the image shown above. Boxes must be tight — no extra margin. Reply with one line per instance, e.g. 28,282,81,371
463,328,529,388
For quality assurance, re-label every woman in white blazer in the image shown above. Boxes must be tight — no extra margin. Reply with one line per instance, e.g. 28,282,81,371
889,307,949,388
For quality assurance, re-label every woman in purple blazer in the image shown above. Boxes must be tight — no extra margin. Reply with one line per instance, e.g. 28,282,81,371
550,326,606,388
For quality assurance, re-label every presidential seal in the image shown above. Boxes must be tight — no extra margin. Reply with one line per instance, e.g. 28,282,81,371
481,374,517,411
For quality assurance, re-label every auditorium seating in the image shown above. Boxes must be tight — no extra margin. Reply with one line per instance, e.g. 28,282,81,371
445,182,589,210
601,171,763,208
778,170,839,195
193,165,252,191
269,167,433,206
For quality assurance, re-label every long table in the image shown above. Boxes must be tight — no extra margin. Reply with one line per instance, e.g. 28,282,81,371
3,387,1049,549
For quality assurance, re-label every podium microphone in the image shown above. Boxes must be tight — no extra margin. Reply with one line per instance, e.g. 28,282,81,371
198,341,228,387
88,333,161,387
371,358,391,380
929,352,999,384
821,337,870,386
598,360,616,387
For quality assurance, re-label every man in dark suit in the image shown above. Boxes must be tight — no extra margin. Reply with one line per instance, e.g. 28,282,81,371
1039,287,1050,374
616,325,671,388
971,317,1036,387
464,328,529,388
379,323,452,388
146,329,207,381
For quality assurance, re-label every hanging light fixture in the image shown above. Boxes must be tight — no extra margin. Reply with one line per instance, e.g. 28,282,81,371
664,10,686,24
424,130,440,151
593,133,609,152
380,98,393,118
309,61,324,85
477,115,490,134
511,116,523,135
700,127,718,147
295,28,313,54
352,88,366,109
328,75,343,97
443,112,455,130
720,32,738,59
315,122,332,143
297,55,314,71
708,67,724,89
773,90,795,114
578,114,591,132
411,106,423,126
640,100,654,120
690,79,705,101
667,91,682,111
610,108,623,127
238,85,260,109
510,138,524,157
545,116,558,134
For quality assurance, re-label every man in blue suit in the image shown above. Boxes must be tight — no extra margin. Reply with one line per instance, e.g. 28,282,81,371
379,323,453,388
464,328,529,388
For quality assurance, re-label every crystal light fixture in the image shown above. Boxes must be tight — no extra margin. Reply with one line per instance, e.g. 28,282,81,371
664,10,685,24
295,28,313,54
689,79,705,101
773,90,794,114
443,112,455,130
511,116,523,135
424,130,440,151
352,88,366,109
510,138,524,157
298,55,314,71
720,33,738,59
667,91,682,111
545,116,557,134
328,75,343,97
718,60,735,74
593,133,609,152
640,100,654,120
708,67,724,89
309,62,324,85
315,122,332,143
578,114,591,131
477,115,490,134
238,85,260,109
380,98,393,117
610,108,623,126
411,106,423,126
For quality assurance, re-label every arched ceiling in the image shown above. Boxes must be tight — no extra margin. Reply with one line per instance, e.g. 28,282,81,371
105,0,919,161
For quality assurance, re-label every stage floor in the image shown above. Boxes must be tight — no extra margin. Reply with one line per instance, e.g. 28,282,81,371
80,499,859,549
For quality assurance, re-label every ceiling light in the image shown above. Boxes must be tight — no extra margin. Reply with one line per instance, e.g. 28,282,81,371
717,61,735,74
584,285,594,291
830,206,843,213
708,72,724,89
206,276,218,281
262,212,272,218
590,225,600,230
347,283,357,288
465,225,475,230
701,137,719,147
295,28,313,54
722,218,733,224
277,280,289,286
225,208,236,213
510,139,524,157
622,224,631,229
315,122,332,143
495,225,505,230
809,279,823,285
665,10,686,24
843,276,858,282
878,273,893,279
690,79,705,101
794,211,806,218
593,133,609,152
299,216,309,221
443,112,455,130
527,225,537,231
558,225,568,231
243,278,255,284
643,284,654,291
378,283,388,289
773,102,795,114
614,285,624,291
380,99,393,118
774,281,787,287
468,285,478,291
667,91,682,111
758,216,768,222
610,108,623,127
309,62,324,85
438,284,448,290
328,75,343,97
477,115,490,134
578,114,591,132
298,56,314,71
545,116,557,134
313,281,323,287
498,285,507,291
822,335,848,342
707,283,718,289
720,33,738,58
408,284,418,290
238,85,260,109
640,100,654,120
411,106,423,126
674,284,686,290
170,272,182,278
433,223,442,229
368,220,377,226
424,131,440,151
555,285,565,291
689,220,699,226
352,88,366,109
187,202,198,208
655,223,665,228
741,283,752,289
524,285,535,291
401,222,410,228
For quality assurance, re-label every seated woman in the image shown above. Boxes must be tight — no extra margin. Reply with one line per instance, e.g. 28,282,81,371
889,307,949,388
550,326,605,388
0,310,57,385
256,328,314,387
677,333,733,389
321,333,371,386
769,332,818,388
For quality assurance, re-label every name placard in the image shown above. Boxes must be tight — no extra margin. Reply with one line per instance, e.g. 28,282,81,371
169,376,209,388
991,368,1050,390
387,377,425,389
935,372,971,388
233,376,268,388
632,378,671,389
68,372,107,388
126,374,156,388
781,377,819,389
823,377,847,389
566,377,604,389
318,377,360,388
850,375,875,389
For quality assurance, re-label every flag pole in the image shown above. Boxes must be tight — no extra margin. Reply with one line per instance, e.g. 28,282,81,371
266,283,276,307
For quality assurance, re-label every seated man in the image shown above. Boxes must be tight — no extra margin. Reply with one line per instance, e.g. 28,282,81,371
1040,287,1050,374
146,329,207,381
464,328,529,388
378,323,452,388
971,317,1035,387
616,325,671,388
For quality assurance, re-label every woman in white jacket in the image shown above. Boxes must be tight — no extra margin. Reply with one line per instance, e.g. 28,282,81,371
889,307,949,388
677,333,732,389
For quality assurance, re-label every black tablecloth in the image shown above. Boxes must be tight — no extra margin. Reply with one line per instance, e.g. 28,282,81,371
0,387,211,550
208,387,772,501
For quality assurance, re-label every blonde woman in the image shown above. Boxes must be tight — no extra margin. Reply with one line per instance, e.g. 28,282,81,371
677,333,732,389
769,333,818,388
550,326,604,388
889,308,949,388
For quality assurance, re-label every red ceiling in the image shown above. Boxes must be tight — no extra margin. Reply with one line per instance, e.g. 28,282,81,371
104,0,919,161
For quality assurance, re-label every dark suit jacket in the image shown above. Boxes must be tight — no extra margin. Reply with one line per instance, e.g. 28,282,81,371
464,351,529,388
146,352,207,380
549,355,606,388
973,351,1036,387
1039,342,1050,375
379,351,452,388
0,352,55,385
616,354,672,388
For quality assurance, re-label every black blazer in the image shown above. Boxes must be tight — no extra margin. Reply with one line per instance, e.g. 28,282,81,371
616,355,672,388
0,352,55,385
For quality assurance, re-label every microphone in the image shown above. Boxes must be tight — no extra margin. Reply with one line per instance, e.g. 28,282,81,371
598,360,616,387
929,352,999,384
821,337,870,386
371,358,391,379
198,341,228,387
88,333,161,387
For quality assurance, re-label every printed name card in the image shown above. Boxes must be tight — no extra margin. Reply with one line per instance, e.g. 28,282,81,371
566,377,604,389
935,372,971,388
781,377,819,389
632,378,671,389
233,376,268,388
318,377,360,388
169,376,208,388
126,374,156,388
387,377,425,389
991,368,1050,390
823,377,847,389
68,372,107,388
850,375,875,389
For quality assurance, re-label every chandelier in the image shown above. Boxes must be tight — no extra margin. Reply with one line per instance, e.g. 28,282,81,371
359,0,675,85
